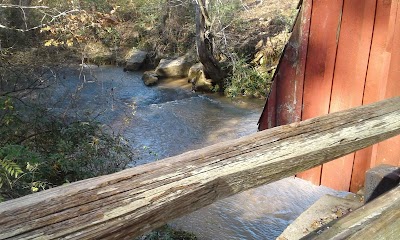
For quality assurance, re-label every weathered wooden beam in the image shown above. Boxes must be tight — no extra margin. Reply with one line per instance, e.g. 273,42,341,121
1,97,400,239
302,186,400,239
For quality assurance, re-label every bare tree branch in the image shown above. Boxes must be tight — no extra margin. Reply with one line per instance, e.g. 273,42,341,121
195,0,212,26
0,8,80,32
0,4,49,9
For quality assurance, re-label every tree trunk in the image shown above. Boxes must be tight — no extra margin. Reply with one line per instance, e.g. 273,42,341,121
194,0,226,87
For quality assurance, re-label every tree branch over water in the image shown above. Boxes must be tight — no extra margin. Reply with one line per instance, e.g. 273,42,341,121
0,3,79,32
0,4,49,9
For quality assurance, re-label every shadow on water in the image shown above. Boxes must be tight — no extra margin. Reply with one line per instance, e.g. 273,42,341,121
50,65,346,239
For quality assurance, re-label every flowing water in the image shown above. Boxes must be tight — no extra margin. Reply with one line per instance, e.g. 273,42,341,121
54,65,346,239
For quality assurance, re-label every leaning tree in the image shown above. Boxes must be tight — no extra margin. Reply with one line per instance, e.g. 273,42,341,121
194,0,226,87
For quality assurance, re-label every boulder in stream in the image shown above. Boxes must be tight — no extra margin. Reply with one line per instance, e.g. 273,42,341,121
155,55,195,78
124,48,148,71
188,63,213,92
142,71,159,86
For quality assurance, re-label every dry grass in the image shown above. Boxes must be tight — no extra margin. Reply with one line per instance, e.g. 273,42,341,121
240,0,298,20
235,0,299,55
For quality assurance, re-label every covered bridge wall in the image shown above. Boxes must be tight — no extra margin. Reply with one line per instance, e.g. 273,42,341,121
258,0,400,192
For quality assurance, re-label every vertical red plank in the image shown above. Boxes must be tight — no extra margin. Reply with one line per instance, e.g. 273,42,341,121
296,0,344,185
375,0,400,167
274,0,312,126
321,0,377,191
258,0,312,131
350,0,396,192
351,147,376,192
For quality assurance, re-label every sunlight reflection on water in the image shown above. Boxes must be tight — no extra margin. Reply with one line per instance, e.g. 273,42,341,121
59,65,346,239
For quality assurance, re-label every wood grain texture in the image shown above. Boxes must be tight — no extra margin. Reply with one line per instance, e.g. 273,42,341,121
258,0,312,131
303,186,400,240
274,0,311,126
321,0,377,191
375,0,400,167
350,0,399,192
296,0,344,185
1,97,400,239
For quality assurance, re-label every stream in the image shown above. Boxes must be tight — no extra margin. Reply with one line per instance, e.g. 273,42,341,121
53,65,346,239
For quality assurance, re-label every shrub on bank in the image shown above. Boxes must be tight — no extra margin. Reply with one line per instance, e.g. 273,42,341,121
0,96,134,201
0,50,134,201
138,225,197,240
224,55,274,98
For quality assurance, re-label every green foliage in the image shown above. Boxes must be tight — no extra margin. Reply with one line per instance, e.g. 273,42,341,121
0,146,26,177
224,55,273,98
0,96,134,201
0,145,40,195
0,159,23,180
0,157,24,188
139,225,197,240
43,121,133,182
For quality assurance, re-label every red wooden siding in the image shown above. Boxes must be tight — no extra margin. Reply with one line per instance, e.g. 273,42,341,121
258,0,400,192
274,0,311,126
296,0,343,185
350,0,398,192
258,0,312,129
375,0,400,167
259,79,277,130
321,0,377,191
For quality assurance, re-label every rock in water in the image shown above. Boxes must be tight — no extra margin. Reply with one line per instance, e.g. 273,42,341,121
124,48,148,71
142,71,159,86
188,63,213,92
155,55,195,78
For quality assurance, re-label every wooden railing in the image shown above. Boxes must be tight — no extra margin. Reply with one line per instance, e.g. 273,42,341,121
1,97,400,240
304,185,400,239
